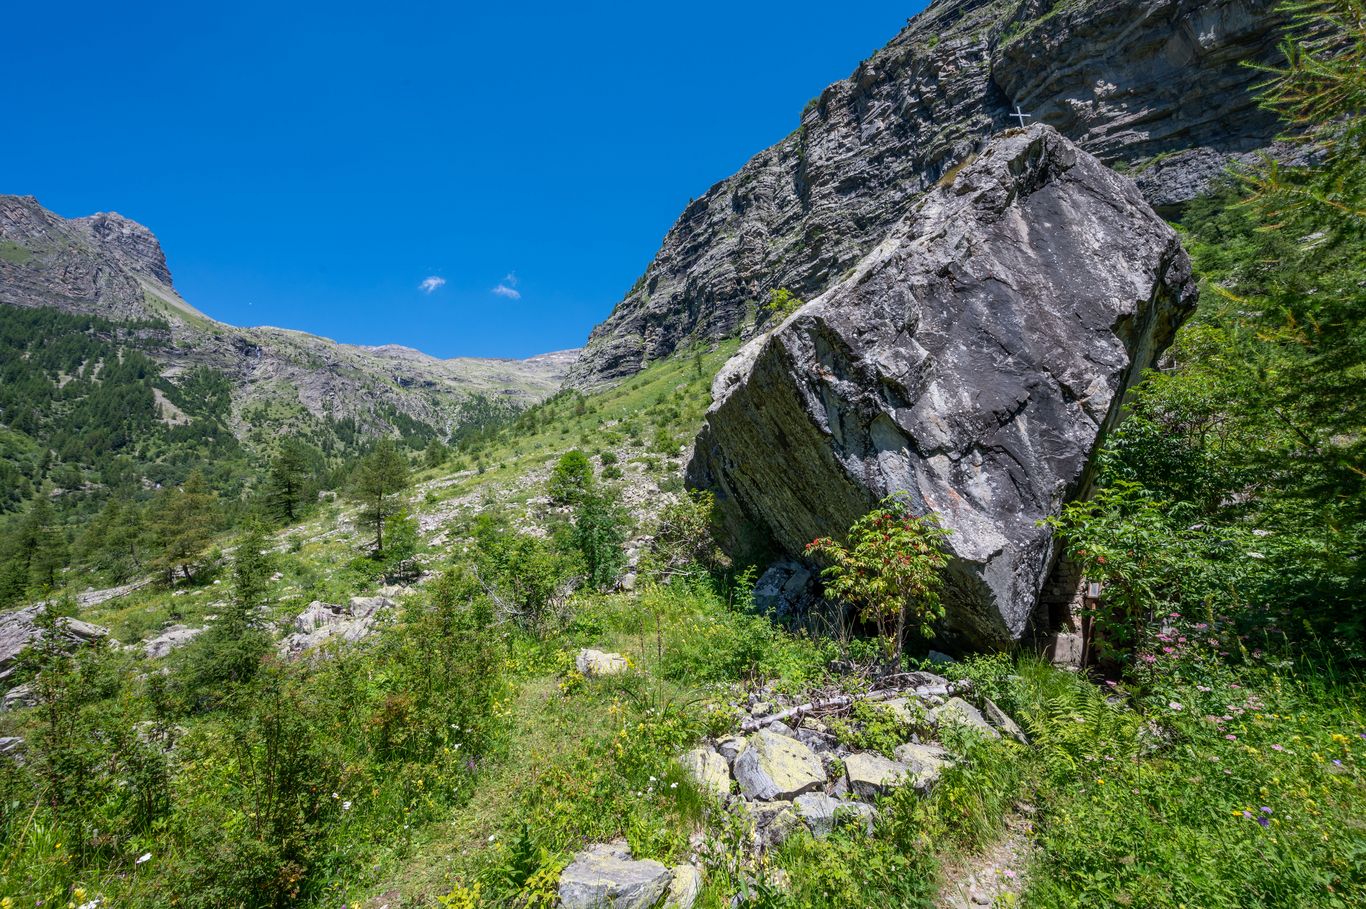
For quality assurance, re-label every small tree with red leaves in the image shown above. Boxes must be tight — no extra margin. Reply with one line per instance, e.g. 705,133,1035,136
805,496,951,663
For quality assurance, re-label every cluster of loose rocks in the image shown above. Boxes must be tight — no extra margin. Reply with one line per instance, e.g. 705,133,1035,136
557,671,1028,906
685,674,1026,853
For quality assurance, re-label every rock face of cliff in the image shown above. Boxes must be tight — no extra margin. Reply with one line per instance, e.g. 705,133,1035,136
686,126,1197,647
0,194,573,440
568,0,1287,389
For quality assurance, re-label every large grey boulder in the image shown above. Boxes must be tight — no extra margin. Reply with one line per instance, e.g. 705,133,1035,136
559,841,672,909
0,605,108,683
687,126,1197,647
733,729,826,801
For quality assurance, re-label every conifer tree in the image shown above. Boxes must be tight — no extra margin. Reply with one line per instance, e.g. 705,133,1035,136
25,494,67,594
350,439,410,556
151,470,218,582
179,519,272,701
264,438,312,524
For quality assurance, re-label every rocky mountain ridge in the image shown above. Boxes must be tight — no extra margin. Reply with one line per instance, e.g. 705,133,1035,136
567,0,1292,389
0,194,573,441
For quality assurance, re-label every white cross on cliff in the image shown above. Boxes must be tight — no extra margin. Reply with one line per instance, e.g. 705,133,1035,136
1010,105,1032,128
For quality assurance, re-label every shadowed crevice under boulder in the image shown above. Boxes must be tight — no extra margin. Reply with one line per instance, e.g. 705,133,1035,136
686,125,1197,648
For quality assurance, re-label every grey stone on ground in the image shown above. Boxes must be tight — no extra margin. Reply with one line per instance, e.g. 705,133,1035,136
716,733,748,763
686,125,1197,648
558,841,672,909
664,864,702,909
142,624,204,659
794,790,879,836
733,729,826,800
752,560,813,615
739,800,801,850
0,736,24,763
0,605,108,682
893,742,955,791
933,698,1000,739
576,648,629,677
983,698,1029,744
844,752,911,799
679,746,730,799
838,800,878,833
1,682,36,712
278,596,392,656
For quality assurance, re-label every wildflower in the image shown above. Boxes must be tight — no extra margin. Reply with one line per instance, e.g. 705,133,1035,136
1226,734,1237,740
670,782,678,789
343,800,352,811
1272,744,1283,752
1260,807,1272,814
1258,816,1270,828
1169,701,1183,711
136,853,152,865
1333,759,1343,766
488,834,496,843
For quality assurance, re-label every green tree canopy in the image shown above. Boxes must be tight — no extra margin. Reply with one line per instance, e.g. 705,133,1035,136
149,470,219,583
547,449,594,506
350,438,410,556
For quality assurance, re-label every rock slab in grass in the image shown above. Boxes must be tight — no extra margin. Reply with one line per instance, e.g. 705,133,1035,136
738,799,801,849
844,752,911,799
679,746,730,799
716,733,748,763
793,792,842,836
893,742,955,791
576,648,629,677
143,624,204,659
933,697,1000,739
0,605,108,682
984,698,1029,744
665,864,702,909
278,597,393,656
559,841,672,909
733,729,826,800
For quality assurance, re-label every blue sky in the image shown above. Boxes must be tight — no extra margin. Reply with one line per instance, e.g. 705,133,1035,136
3,2,925,358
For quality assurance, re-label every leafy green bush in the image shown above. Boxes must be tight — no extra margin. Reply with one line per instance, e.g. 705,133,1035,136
806,496,951,662
547,449,594,505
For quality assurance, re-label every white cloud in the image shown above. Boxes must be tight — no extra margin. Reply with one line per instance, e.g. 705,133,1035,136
491,272,521,300
419,276,446,294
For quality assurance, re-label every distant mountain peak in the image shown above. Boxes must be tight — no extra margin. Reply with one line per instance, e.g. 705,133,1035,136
71,209,173,285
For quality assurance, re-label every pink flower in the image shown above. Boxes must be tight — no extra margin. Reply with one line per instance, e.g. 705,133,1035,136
1226,734,1238,741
